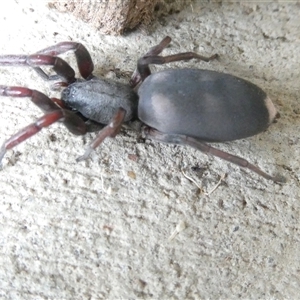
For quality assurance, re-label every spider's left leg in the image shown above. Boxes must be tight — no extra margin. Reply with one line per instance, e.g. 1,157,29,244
0,85,87,133
0,85,64,112
145,128,286,183
76,108,126,162
0,86,88,164
0,109,87,164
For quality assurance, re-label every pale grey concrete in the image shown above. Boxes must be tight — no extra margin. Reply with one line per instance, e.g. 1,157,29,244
0,1,299,299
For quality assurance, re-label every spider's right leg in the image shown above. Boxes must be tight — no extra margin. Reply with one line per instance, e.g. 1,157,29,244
35,42,94,80
0,42,94,84
0,53,76,84
130,36,217,88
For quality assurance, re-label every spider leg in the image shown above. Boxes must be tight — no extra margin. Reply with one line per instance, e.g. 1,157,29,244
145,128,286,183
130,36,218,87
0,42,94,84
0,110,63,164
0,85,88,134
76,107,126,162
0,109,88,164
0,54,76,84
0,85,89,164
0,85,60,112
35,42,94,80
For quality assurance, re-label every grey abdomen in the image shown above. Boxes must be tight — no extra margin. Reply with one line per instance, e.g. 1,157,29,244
138,69,275,142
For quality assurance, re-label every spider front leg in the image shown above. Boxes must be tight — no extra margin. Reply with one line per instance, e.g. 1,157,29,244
0,42,94,85
0,85,60,112
0,86,88,165
35,42,94,80
0,109,88,165
0,54,77,84
0,111,63,164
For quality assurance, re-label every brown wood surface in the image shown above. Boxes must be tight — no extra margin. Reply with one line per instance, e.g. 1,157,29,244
48,0,195,35
48,0,159,35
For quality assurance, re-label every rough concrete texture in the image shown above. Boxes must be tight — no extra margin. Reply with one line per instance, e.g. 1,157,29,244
0,1,299,299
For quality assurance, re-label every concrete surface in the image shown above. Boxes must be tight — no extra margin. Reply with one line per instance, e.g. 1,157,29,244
0,1,299,299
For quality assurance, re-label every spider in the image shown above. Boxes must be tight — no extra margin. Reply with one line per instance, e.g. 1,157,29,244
0,37,284,182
